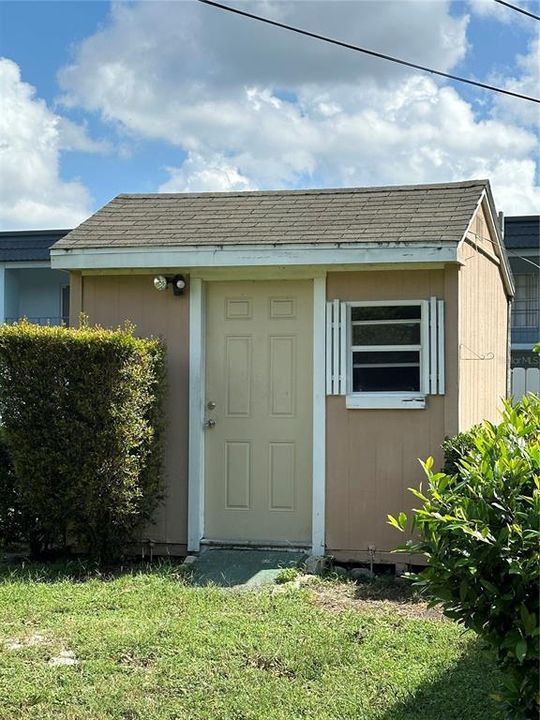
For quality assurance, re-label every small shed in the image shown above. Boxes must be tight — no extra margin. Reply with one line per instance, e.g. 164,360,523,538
51,179,513,563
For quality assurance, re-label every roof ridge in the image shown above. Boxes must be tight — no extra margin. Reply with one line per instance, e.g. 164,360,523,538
116,179,489,201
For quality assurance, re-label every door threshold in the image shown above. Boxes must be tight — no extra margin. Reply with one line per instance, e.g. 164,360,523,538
201,538,311,553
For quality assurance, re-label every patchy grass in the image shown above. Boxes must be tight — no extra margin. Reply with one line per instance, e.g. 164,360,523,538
0,561,502,720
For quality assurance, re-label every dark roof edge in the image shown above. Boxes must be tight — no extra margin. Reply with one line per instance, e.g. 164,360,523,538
504,216,539,222
0,229,72,237
116,179,489,200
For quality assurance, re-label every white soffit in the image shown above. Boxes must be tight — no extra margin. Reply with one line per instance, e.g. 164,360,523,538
50,243,458,271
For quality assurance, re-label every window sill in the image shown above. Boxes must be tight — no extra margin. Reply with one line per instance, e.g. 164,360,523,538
345,393,426,410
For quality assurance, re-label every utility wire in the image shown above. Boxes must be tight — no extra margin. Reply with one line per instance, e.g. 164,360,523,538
197,0,540,104
507,252,540,270
494,0,540,21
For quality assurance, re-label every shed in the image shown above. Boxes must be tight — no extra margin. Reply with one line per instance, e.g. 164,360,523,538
51,179,513,563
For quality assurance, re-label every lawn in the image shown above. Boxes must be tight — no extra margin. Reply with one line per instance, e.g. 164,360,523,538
0,562,502,720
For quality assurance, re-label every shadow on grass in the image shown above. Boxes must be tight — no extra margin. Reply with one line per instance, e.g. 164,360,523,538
0,557,188,584
380,640,503,720
350,575,424,604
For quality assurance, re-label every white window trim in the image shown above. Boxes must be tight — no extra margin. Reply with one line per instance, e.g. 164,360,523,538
345,299,429,410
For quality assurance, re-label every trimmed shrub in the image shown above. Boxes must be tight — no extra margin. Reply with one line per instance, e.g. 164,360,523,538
0,321,166,561
389,395,540,719
0,427,27,547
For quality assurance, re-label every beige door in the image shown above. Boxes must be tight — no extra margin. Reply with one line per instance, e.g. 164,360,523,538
204,280,313,545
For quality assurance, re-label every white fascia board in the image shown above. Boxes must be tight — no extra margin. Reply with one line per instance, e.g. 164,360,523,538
2,261,51,269
50,243,458,271
458,189,514,298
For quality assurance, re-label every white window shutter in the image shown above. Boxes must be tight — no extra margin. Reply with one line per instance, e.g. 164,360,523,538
428,296,445,395
326,300,347,396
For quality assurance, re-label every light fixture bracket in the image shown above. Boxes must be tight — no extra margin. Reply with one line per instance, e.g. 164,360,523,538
153,274,187,296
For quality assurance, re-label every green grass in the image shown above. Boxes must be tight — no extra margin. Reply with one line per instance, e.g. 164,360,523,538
0,562,502,720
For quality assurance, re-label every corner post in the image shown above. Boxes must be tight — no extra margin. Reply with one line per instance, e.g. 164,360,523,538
188,277,205,552
312,274,327,556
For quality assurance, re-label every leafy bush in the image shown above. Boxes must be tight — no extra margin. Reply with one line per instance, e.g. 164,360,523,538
441,425,480,476
0,321,166,561
389,395,540,719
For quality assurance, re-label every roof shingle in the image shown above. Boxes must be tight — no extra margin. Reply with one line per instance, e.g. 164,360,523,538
0,229,71,262
53,180,488,250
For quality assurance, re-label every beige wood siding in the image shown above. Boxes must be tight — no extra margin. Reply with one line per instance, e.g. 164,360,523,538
458,203,509,429
74,273,189,553
325,268,459,561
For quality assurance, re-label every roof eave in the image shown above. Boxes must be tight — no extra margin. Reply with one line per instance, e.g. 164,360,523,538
50,241,459,271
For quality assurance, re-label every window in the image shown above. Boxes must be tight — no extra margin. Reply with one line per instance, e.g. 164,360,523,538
326,298,444,409
350,303,424,393
512,274,538,329
61,285,70,326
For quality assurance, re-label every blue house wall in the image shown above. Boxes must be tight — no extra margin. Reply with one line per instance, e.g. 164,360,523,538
0,229,71,325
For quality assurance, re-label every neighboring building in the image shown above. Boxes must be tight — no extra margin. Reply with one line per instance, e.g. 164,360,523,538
0,230,71,325
504,216,540,397
51,180,512,564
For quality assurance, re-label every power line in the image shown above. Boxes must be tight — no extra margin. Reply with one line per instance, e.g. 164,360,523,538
494,0,540,21
507,252,540,270
197,0,540,104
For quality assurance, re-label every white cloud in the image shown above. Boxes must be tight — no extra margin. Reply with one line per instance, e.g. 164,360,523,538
0,58,92,229
160,152,253,193
57,117,111,154
467,0,535,25
490,37,540,127
57,0,539,214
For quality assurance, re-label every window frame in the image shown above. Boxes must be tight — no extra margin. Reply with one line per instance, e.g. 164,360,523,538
345,299,429,409
512,274,539,329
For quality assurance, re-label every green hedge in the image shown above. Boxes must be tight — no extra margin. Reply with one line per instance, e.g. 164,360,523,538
0,321,166,561
389,394,540,719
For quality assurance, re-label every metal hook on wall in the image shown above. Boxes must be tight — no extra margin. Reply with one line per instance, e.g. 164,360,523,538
459,343,495,361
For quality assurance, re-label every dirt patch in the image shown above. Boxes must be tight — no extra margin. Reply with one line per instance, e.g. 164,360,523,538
245,653,297,679
309,579,444,620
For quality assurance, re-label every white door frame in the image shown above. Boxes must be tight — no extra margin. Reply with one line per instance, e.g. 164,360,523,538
187,272,326,555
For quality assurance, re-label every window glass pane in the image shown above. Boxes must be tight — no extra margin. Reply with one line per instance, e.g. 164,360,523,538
352,323,420,346
353,365,420,392
351,305,421,322
354,351,419,365
61,286,70,325
512,274,539,328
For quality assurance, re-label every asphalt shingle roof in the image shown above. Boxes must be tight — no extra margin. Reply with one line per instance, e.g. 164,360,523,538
503,216,539,250
54,180,488,250
0,229,71,262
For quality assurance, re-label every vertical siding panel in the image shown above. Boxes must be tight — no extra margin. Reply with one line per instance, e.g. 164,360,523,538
81,274,190,552
325,269,447,561
458,204,509,430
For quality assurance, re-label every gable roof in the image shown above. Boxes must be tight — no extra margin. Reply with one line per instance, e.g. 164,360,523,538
503,216,540,250
0,229,71,262
54,180,488,250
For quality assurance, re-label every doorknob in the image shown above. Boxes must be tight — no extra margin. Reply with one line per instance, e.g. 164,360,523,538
204,418,216,429
207,401,216,410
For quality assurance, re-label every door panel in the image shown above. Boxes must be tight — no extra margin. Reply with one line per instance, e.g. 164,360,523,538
205,280,313,544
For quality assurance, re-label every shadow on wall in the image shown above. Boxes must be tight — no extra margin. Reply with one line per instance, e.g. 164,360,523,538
380,640,503,720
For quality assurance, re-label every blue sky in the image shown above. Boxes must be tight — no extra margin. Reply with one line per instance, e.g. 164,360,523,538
0,0,538,228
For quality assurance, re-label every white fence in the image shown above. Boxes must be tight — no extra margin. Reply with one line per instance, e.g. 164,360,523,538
511,367,540,400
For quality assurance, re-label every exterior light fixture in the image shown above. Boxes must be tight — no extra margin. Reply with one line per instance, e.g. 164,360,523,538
152,274,187,296
171,275,187,296
153,275,168,291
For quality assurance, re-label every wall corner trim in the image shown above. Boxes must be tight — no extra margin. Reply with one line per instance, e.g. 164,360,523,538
312,275,327,556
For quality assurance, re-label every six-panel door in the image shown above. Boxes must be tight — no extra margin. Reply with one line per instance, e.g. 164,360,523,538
204,280,313,544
